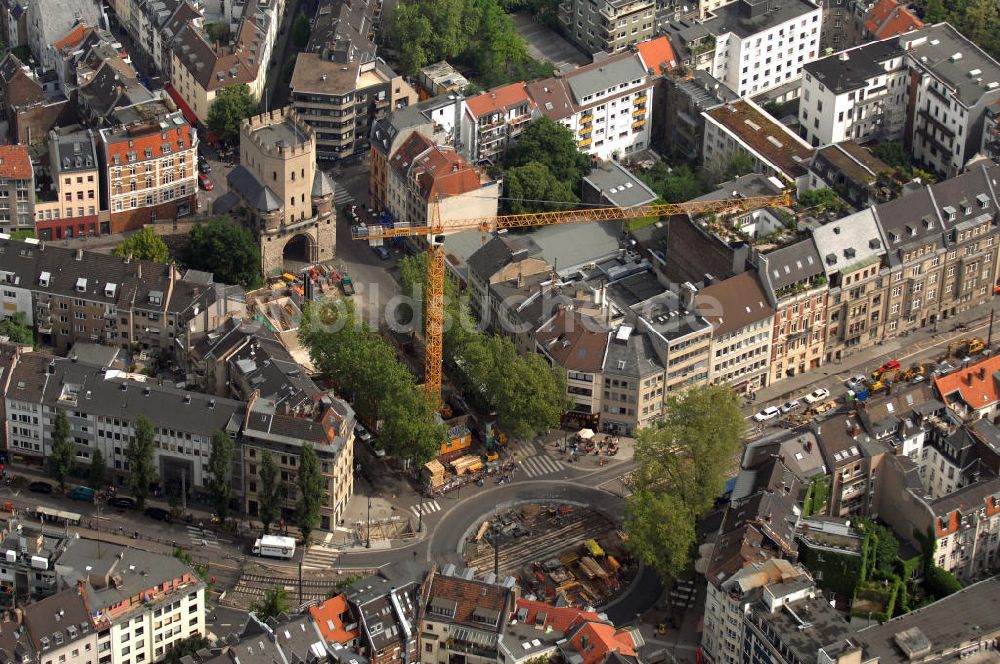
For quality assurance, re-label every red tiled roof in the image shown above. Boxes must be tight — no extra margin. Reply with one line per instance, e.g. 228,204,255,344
513,599,603,633
635,36,678,76
389,132,435,180
310,594,359,645
465,82,533,119
425,574,509,629
55,23,90,52
865,0,924,39
416,149,484,200
103,121,193,165
933,354,1000,413
0,145,33,180
567,621,637,664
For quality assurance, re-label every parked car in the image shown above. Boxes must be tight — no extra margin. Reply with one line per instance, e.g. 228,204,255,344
198,155,211,173
804,388,831,404
144,507,171,522
110,496,136,509
198,173,214,190
878,360,901,372
67,486,96,502
779,399,801,414
933,360,957,376
354,423,372,443
370,441,387,458
845,374,867,390
28,481,52,494
753,406,780,422
373,245,390,260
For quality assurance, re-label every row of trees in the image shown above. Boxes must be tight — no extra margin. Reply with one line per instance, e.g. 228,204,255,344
502,117,593,214
399,254,565,440
921,0,1000,62
391,0,552,87
47,412,326,543
301,301,446,463
625,385,745,580
112,219,263,289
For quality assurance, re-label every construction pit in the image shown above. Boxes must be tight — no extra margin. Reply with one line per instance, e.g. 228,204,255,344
462,503,637,609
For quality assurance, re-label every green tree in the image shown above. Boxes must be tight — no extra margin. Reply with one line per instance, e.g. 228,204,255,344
505,116,591,184
49,410,76,492
725,152,754,179
183,218,262,288
296,443,325,546
207,84,258,144
163,635,211,664
922,0,946,22
0,312,33,345
8,230,34,240
88,448,107,490
625,490,697,580
291,13,311,48
872,141,908,169
204,22,231,44
378,387,446,463
626,385,745,576
208,431,234,521
503,161,578,214
391,2,435,74
925,566,962,598
113,227,170,263
798,188,845,214
258,450,281,534
250,587,291,621
126,416,158,510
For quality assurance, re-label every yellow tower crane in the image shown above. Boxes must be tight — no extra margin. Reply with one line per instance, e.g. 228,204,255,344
352,192,791,406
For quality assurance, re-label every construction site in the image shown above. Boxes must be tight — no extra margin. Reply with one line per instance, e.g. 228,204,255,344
463,503,636,609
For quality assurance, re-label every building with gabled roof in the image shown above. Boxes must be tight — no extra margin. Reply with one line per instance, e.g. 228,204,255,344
0,143,34,234
934,353,1000,421
864,0,923,40
25,0,103,73
310,594,360,648
461,82,535,164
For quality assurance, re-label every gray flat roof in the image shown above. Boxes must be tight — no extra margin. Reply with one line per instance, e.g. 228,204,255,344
565,54,646,104
251,118,309,148
583,162,658,209
906,23,1000,107
704,0,820,40
805,39,905,95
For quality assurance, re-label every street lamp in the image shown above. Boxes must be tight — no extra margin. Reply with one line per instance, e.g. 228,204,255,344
366,494,371,549
418,503,423,533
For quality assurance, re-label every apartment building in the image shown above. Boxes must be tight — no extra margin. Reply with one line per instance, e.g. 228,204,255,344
873,161,1000,336
34,128,102,239
383,131,500,240
806,142,893,210
5,352,245,491
25,0,103,73
0,52,75,145
673,0,822,99
466,234,549,323
557,0,656,55
799,39,908,147
0,237,245,356
0,518,71,606
344,578,419,664
702,559,810,664
635,286,713,394
526,50,653,161
97,101,198,233
934,354,1000,421
812,208,887,361
227,108,336,276
419,569,514,664
59,539,206,664
461,83,535,164
536,309,609,428
703,99,814,186
290,54,415,162
756,239,827,384
863,0,923,41
0,144,33,234
696,271,774,391
22,588,99,664
982,101,1000,163
601,325,665,435
241,393,355,528
904,24,1000,177
661,70,737,160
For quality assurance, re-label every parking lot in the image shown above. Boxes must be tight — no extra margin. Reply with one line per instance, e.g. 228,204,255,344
511,12,590,70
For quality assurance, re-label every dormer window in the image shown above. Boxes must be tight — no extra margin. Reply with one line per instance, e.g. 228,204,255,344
39,271,50,287
978,193,990,209
75,278,87,293
943,205,956,221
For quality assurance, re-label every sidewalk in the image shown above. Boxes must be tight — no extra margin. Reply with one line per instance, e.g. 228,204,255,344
754,304,996,408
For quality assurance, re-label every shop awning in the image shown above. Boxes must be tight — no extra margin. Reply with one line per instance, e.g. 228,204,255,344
165,84,199,126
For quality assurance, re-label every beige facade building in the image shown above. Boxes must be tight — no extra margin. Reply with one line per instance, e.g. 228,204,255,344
34,128,101,240
557,0,656,55
242,393,355,529
697,271,775,391
227,108,336,276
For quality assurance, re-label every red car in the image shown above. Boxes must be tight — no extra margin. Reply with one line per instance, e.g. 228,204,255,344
198,173,214,191
878,360,900,372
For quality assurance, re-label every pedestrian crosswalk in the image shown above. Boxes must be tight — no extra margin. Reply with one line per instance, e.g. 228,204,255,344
518,454,565,478
410,500,441,518
186,525,219,549
302,545,340,570
333,184,354,207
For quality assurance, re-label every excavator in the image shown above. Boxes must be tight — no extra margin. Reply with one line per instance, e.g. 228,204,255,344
948,337,985,357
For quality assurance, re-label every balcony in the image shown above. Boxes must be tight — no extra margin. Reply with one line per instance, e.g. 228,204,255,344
579,125,592,136
632,119,646,128
632,107,646,117
578,137,592,147
579,114,593,124
634,94,647,104
509,114,531,126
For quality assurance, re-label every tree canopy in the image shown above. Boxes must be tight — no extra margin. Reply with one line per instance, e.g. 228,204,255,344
300,301,445,463
505,117,591,183
258,450,281,534
798,187,845,214
183,218,262,288
113,227,170,263
626,384,745,580
208,431,234,521
127,416,158,510
291,13,311,48
0,312,33,345
503,161,578,214
639,162,704,204
391,0,553,87
207,84,258,144
88,448,107,490
49,410,76,492
296,443,325,546
250,587,291,621
917,0,1000,61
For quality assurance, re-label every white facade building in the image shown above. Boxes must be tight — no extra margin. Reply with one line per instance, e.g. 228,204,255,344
701,0,823,99
799,38,909,147
526,50,653,161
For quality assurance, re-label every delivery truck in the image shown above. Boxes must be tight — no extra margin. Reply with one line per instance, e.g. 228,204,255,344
252,535,296,559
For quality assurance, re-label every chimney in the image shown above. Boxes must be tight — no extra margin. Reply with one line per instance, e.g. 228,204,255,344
136,262,141,279
979,367,987,380
680,282,697,311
